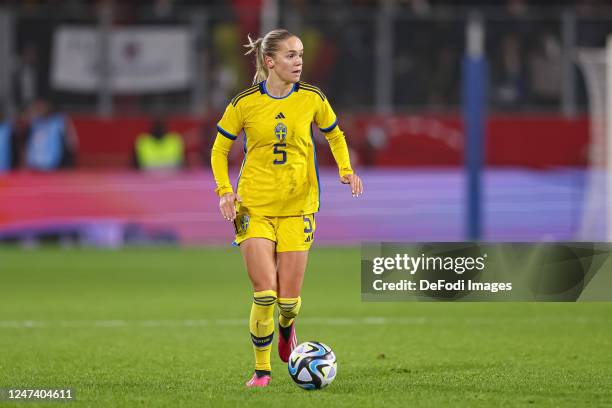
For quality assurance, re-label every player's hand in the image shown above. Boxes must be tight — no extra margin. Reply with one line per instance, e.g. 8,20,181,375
219,192,241,221
340,173,363,197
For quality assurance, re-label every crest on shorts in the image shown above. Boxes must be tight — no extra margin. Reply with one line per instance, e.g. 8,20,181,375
240,214,250,232
274,123,287,142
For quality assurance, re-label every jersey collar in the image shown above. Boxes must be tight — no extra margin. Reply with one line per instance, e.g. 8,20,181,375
260,80,297,100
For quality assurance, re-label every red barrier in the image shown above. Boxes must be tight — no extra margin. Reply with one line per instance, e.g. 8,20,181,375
342,114,589,168
484,115,589,167
71,114,590,168
73,116,209,168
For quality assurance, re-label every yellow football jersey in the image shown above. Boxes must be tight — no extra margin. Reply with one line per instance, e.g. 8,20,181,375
211,80,353,216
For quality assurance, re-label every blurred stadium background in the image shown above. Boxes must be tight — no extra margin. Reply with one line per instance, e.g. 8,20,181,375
1,0,611,245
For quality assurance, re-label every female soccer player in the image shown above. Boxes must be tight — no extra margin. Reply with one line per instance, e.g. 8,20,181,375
210,29,363,388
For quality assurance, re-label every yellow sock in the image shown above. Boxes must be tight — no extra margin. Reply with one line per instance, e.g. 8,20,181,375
250,290,277,372
277,296,301,328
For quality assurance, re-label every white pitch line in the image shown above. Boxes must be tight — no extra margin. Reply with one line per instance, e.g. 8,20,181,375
0,317,425,329
0,316,607,329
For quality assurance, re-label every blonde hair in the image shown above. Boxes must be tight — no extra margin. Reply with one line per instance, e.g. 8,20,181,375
244,29,295,85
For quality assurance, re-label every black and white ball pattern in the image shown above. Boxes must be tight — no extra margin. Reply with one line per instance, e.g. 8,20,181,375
288,341,337,390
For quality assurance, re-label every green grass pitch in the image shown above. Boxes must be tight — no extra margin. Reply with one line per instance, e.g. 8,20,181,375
1,247,611,407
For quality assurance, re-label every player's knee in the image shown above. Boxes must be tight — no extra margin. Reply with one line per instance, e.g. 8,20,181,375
277,296,302,319
253,281,277,293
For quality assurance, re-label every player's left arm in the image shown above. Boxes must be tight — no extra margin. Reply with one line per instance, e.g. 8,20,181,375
315,96,363,197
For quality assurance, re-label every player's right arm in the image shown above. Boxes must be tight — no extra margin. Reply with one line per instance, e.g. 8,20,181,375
211,101,243,221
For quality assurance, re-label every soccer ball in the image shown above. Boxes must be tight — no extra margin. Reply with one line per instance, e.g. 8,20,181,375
288,341,337,390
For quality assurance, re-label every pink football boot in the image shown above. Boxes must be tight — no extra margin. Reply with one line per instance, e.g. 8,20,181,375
245,372,271,388
278,323,297,363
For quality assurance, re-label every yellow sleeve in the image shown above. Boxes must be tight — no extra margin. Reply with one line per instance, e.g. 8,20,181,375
217,101,243,140
315,97,353,177
211,102,243,197
211,133,235,196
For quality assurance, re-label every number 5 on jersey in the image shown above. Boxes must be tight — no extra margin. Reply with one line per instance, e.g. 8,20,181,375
273,143,287,165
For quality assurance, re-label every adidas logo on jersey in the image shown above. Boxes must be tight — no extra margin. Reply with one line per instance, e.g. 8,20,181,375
275,112,286,119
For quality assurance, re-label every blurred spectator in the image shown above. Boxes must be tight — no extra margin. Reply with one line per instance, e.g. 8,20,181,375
426,19,462,107
0,109,19,173
24,99,78,171
491,32,528,108
326,16,374,109
4,0,610,114
528,30,562,105
14,43,40,110
399,0,432,16
153,0,176,18
506,0,529,18
576,0,611,47
427,46,460,107
210,56,238,111
132,119,185,171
